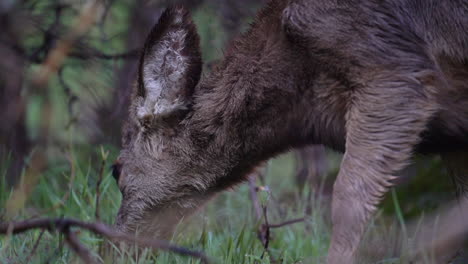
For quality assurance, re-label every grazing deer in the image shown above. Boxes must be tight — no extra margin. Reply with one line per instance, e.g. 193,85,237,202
112,0,468,263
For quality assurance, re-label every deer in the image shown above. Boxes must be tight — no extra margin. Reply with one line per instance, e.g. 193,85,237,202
112,0,468,263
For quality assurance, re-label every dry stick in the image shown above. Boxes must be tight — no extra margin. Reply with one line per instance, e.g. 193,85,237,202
58,67,79,122
267,217,305,229
0,218,212,264
258,212,306,263
250,181,306,262
95,154,107,221
95,148,108,256
247,170,271,260
64,228,97,264
259,205,272,261
248,175,262,221
68,49,139,60
35,0,104,85
24,229,45,263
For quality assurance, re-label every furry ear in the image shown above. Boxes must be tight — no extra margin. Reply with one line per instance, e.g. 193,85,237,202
135,6,202,122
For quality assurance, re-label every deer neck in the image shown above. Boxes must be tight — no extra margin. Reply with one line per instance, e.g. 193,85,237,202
184,40,314,190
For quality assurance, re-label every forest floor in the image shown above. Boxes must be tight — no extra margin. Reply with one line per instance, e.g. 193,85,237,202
0,146,459,264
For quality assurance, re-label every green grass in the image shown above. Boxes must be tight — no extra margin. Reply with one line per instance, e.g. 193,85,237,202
0,143,458,264
0,143,332,264
2,1,460,263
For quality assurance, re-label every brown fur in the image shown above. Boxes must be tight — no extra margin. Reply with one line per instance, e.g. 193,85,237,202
114,1,468,263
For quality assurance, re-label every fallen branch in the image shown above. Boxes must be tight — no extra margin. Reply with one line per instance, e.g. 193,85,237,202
0,218,212,264
266,217,305,229
64,228,97,264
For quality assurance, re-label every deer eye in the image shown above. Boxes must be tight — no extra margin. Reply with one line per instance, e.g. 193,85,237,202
111,163,122,182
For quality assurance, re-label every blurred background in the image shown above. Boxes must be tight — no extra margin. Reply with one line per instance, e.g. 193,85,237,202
0,0,457,263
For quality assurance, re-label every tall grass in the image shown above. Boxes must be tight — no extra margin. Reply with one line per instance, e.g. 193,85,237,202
1,141,459,264
0,144,333,263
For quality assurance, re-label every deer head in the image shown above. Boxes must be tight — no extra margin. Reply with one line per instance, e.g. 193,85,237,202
113,6,207,238
114,1,313,239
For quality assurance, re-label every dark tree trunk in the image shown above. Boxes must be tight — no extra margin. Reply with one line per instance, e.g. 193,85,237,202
0,11,30,186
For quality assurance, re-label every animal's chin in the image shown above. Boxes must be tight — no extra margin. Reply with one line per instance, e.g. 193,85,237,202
114,193,215,240
137,199,210,239
125,206,185,239
114,219,175,241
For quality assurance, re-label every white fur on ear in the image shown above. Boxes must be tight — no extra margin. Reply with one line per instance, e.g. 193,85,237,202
134,6,202,123
137,29,189,120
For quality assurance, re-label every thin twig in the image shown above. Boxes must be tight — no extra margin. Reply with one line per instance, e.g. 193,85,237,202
24,229,45,263
3,39,139,64
58,67,79,120
34,0,103,85
29,1,65,63
248,173,274,262
267,217,305,229
64,228,97,264
252,182,304,263
259,205,271,260
95,152,107,221
0,218,212,264
95,147,108,256
69,49,139,60
248,175,262,221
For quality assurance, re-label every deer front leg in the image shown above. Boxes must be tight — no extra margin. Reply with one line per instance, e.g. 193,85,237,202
294,145,327,193
327,73,439,264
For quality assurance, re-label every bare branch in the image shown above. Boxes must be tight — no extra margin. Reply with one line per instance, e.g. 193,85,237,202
69,48,139,60
259,205,271,258
24,229,45,263
248,175,262,221
64,228,98,264
0,218,212,263
29,1,66,63
58,67,79,125
34,0,103,85
267,217,305,229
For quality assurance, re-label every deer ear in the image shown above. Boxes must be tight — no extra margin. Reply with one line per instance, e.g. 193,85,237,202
136,7,202,122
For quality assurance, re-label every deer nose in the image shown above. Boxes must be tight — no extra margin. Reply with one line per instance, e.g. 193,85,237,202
111,161,122,182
